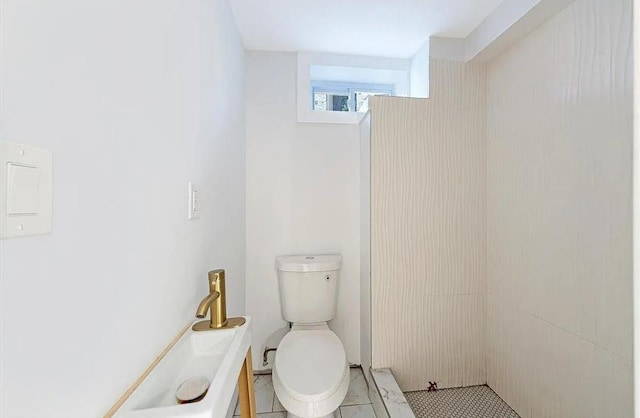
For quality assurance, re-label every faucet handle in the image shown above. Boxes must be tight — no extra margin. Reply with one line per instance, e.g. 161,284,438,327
208,269,225,284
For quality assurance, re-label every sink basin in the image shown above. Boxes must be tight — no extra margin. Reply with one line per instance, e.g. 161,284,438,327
114,317,252,418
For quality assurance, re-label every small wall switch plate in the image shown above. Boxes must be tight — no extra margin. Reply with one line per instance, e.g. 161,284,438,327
188,182,200,220
0,140,53,239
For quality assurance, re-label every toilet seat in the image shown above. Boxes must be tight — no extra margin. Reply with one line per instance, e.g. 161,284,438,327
273,326,349,417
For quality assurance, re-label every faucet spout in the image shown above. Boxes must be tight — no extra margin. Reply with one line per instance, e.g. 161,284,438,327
195,291,220,318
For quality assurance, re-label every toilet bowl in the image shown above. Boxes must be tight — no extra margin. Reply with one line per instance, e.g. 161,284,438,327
273,255,347,418
273,324,349,418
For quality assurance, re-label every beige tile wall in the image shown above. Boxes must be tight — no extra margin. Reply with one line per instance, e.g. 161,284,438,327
486,0,633,416
369,61,487,391
368,1,633,412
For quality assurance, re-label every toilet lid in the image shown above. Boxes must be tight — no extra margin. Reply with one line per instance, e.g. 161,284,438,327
275,330,347,402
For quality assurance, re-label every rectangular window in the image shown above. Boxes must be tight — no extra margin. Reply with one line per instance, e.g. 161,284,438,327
311,81,393,113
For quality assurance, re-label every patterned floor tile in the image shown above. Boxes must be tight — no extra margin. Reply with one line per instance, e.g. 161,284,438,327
404,385,520,418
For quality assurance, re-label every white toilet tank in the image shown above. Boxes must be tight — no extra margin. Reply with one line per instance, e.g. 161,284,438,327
276,254,342,324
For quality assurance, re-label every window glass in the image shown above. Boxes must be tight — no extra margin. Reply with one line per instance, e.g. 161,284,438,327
311,81,394,113
313,93,327,111
355,91,390,112
313,92,350,112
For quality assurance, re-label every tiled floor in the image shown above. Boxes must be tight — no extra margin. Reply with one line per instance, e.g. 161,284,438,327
404,385,520,418
234,367,375,418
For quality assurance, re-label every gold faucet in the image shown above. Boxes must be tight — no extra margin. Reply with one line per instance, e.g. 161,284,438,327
192,269,246,332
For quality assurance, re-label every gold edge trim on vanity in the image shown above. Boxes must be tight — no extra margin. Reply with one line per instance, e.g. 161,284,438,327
103,323,191,418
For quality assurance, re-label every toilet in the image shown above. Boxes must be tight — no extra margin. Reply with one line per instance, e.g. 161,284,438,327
272,254,349,418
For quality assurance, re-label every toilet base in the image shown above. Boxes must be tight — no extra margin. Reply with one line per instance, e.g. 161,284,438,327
286,410,340,418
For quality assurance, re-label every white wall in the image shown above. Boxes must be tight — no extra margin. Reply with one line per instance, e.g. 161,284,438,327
0,1,246,416
486,0,633,416
409,41,430,98
245,51,361,370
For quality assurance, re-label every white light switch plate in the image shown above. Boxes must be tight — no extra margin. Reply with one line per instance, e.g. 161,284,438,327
188,182,200,220
0,140,53,239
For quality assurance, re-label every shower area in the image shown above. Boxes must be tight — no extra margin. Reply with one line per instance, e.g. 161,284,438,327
358,0,633,417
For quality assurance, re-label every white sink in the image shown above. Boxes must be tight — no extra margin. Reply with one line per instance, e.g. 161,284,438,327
114,317,252,418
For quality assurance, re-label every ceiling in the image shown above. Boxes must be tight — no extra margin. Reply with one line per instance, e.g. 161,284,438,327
229,0,505,58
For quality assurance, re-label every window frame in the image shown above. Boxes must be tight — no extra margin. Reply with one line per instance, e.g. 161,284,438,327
311,80,395,113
